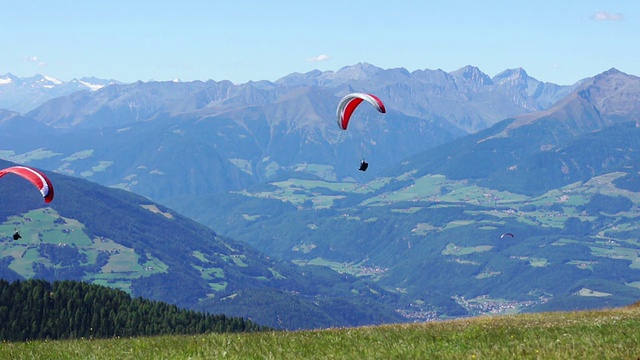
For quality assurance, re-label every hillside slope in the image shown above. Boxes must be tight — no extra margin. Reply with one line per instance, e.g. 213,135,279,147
0,159,404,329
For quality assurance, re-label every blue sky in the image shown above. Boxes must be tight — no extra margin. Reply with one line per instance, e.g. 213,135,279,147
1,0,637,85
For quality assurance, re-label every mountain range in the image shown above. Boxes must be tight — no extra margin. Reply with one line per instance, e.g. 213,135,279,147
1,63,640,326
0,73,119,114
0,63,576,202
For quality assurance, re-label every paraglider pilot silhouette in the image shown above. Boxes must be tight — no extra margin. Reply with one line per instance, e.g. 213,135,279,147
359,160,369,171
336,93,385,172
13,229,21,241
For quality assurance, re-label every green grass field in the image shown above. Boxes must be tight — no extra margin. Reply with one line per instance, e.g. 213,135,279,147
2,148,62,163
2,305,640,359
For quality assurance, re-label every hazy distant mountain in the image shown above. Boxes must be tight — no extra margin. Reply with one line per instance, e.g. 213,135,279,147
0,63,578,203
0,109,20,123
0,72,458,201
276,63,576,133
0,73,120,114
393,68,640,195
490,67,578,110
22,63,572,133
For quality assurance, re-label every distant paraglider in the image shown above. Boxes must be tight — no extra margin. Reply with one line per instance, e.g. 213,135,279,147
336,93,386,171
500,233,515,239
0,166,54,203
12,229,21,241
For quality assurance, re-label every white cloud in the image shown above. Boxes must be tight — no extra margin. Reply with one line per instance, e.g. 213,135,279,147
306,54,330,63
591,11,625,21
24,55,47,67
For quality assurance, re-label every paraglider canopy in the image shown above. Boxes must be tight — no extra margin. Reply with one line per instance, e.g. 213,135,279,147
500,233,515,239
0,166,54,203
336,93,386,130
359,160,369,172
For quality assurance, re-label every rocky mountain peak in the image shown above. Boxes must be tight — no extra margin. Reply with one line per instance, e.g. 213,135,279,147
332,62,384,80
451,65,493,86
492,67,530,85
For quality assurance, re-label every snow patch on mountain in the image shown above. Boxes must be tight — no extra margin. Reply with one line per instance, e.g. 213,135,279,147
78,80,105,91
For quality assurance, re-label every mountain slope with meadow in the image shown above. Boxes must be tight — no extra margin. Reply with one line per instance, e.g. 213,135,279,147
0,159,404,329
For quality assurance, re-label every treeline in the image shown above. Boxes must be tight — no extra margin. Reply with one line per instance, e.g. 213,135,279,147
0,279,270,341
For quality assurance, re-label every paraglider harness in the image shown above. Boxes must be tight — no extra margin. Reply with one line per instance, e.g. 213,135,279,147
12,230,21,240
359,160,369,172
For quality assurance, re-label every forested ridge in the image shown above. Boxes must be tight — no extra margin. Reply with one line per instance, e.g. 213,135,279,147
0,279,269,341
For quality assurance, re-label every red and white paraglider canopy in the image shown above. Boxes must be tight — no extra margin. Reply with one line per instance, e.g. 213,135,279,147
336,93,386,130
0,166,54,203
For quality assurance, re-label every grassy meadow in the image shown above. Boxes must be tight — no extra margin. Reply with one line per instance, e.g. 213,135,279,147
0,208,169,293
2,304,640,359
